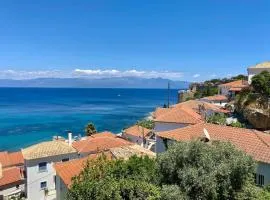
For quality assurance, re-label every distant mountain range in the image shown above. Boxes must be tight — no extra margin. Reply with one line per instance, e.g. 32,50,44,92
0,77,190,89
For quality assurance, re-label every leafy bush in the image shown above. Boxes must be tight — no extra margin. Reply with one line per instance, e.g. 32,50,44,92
157,141,257,200
137,119,154,129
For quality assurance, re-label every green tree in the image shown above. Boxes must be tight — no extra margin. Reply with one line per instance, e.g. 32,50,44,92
85,122,97,136
251,70,270,97
67,155,160,200
157,141,257,200
206,113,227,125
137,119,154,129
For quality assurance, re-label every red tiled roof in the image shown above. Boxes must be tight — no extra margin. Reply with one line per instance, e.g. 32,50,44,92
219,80,248,88
124,125,152,138
158,123,270,163
54,152,112,187
72,136,132,154
176,100,229,114
0,167,23,187
154,106,202,124
91,131,116,138
202,95,228,101
0,151,24,168
229,87,244,92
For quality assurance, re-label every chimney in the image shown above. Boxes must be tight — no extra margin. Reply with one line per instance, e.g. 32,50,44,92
0,163,2,179
68,132,72,146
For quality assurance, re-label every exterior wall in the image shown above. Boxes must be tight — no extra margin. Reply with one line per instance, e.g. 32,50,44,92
122,133,143,145
218,86,230,96
248,68,270,84
155,137,176,153
56,176,68,200
0,182,24,200
25,153,78,200
154,122,188,132
256,162,270,186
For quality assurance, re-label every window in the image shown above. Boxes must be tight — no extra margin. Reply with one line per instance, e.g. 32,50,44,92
254,173,264,186
40,181,47,189
38,162,47,172
62,158,69,162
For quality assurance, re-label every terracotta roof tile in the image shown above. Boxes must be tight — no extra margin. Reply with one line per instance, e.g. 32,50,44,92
201,95,228,101
54,152,112,187
22,140,77,160
0,167,23,187
72,136,132,154
154,106,202,124
124,125,152,138
158,123,270,163
0,151,24,168
91,131,116,138
219,80,248,88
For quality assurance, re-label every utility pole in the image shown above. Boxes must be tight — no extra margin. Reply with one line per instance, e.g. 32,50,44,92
167,81,170,108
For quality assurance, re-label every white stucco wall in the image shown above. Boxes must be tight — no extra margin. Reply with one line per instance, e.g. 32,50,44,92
154,122,188,132
218,86,230,96
25,153,78,200
56,176,68,200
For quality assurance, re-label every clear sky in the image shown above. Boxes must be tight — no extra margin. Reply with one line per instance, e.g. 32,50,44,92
0,0,269,81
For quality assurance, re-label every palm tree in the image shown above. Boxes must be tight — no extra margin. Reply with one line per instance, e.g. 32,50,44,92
85,122,97,136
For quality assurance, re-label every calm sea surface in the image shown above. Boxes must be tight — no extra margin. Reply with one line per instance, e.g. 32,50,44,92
0,88,179,151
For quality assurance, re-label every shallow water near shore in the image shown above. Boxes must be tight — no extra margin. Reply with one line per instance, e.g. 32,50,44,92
0,88,179,151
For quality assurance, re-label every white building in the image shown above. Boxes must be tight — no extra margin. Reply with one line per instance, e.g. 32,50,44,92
156,123,270,186
22,140,78,200
218,80,248,98
122,125,155,150
247,61,270,84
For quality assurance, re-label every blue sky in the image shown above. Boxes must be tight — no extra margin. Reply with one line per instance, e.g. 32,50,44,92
0,0,269,81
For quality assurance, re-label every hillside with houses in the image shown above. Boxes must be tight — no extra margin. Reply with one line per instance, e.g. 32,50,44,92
0,61,270,200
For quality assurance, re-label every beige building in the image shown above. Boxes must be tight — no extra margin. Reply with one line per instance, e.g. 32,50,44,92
247,61,270,84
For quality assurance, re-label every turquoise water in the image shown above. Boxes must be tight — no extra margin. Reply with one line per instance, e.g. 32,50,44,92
0,88,179,151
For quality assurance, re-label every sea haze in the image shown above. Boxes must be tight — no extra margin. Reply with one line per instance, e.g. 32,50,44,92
0,87,180,151
0,77,189,89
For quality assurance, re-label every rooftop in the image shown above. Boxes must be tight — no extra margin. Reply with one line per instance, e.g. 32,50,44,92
0,151,24,168
54,144,155,187
123,125,152,138
248,61,270,69
54,152,112,187
91,131,116,138
110,144,156,159
158,123,270,163
201,95,228,102
72,136,132,154
0,167,24,187
219,80,248,88
22,140,77,160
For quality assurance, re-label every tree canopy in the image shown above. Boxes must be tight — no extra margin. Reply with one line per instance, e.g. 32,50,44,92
67,141,260,200
85,122,97,136
251,70,270,97
67,155,160,200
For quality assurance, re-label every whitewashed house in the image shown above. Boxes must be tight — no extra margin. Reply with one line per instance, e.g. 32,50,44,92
156,123,270,186
218,80,248,98
247,61,270,84
22,140,78,200
122,125,155,150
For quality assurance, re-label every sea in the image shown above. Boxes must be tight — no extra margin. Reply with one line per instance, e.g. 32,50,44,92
0,88,179,151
